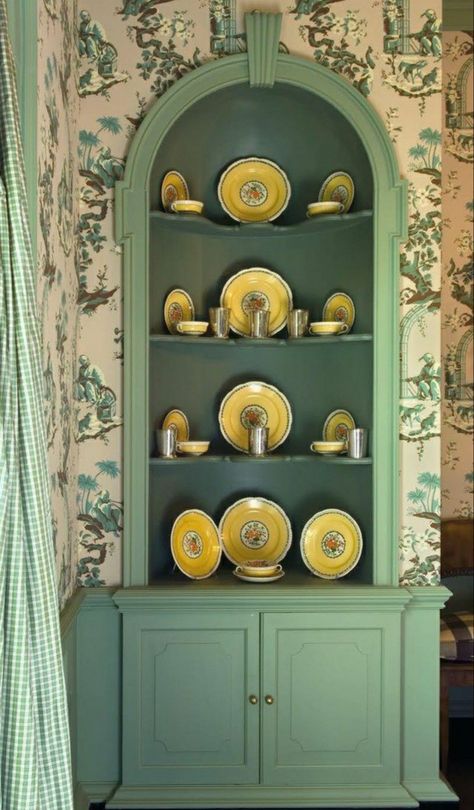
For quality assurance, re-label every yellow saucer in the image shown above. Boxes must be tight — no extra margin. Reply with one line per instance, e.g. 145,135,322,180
310,441,346,455
318,172,355,213
171,199,203,215
309,321,345,336
322,410,355,443
171,509,221,579
300,509,362,579
219,497,292,566
322,292,355,333
218,157,291,223
161,170,189,211
164,288,194,334
218,380,292,452
162,409,189,442
307,201,344,217
220,267,293,337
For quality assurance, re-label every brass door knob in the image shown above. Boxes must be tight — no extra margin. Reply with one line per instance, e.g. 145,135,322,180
265,695,274,705
248,695,258,705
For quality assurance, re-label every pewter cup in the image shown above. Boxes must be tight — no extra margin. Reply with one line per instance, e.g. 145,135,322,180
156,427,177,458
209,307,230,339
248,309,270,338
347,428,368,459
288,308,309,338
248,426,269,456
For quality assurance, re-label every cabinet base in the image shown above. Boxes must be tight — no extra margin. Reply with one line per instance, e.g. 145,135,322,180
403,776,458,803
107,783,418,808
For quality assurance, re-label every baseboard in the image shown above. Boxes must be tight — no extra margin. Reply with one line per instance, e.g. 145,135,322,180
403,774,458,802
74,782,91,810
80,780,118,804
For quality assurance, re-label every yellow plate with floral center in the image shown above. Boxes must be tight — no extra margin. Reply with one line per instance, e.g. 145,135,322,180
322,410,355,443
322,292,355,333
164,288,195,334
220,267,293,337
219,497,292,566
318,171,355,213
300,509,362,579
162,409,190,441
217,157,291,223
171,509,221,579
218,380,292,453
161,170,189,211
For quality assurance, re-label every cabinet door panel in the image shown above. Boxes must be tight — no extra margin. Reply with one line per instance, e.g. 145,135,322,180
122,612,259,785
262,612,401,786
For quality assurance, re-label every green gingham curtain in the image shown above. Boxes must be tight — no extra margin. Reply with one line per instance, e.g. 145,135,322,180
0,2,73,807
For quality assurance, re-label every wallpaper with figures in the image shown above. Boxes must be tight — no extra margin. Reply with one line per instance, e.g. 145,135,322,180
37,0,79,609
441,30,473,521
71,0,444,589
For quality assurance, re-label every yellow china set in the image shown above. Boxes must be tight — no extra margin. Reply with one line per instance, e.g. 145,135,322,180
161,410,210,457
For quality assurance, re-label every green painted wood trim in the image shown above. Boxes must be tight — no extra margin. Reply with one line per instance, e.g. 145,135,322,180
245,12,282,88
60,588,86,638
116,52,406,587
443,0,474,30
76,585,118,610
73,783,90,810
404,778,458,803
79,781,118,804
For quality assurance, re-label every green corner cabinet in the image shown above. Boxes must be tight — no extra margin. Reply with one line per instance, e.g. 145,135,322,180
71,13,456,810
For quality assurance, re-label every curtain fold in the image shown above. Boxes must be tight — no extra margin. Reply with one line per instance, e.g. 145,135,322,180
0,2,73,808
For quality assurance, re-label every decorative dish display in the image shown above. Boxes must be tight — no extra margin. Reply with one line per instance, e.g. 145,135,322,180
176,320,208,336
309,321,345,336
318,171,355,213
300,508,362,579
233,568,285,583
218,380,292,453
310,441,346,455
171,199,204,215
217,157,291,223
171,509,221,580
322,409,356,443
322,292,355,333
164,288,194,334
219,496,292,566
220,267,293,337
306,201,344,217
177,441,210,456
162,409,190,442
161,170,189,211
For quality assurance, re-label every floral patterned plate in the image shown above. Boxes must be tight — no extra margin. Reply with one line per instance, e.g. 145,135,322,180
219,497,292,566
318,171,355,213
300,509,362,579
322,292,355,333
218,380,292,453
171,509,221,579
161,170,189,211
164,288,195,334
322,410,356,443
220,267,293,337
162,409,190,441
217,157,291,223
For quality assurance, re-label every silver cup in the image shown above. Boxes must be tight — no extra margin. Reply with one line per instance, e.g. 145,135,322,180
248,309,270,338
209,307,230,338
248,426,269,456
156,427,177,458
347,428,368,459
288,308,309,338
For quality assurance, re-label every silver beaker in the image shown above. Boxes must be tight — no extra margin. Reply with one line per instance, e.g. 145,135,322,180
248,426,269,456
288,308,309,338
347,428,368,459
209,307,230,338
156,428,177,458
248,309,270,338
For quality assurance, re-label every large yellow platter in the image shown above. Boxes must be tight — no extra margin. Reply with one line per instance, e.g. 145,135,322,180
171,509,221,579
300,509,362,579
220,267,293,337
218,380,292,453
322,292,355,333
322,409,355,443
217,157,291,223
219,497,292,566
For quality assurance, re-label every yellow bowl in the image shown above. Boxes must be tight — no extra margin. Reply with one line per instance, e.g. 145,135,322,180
238,560,283,578
309,321,345,335
177,441,210,456
176,320,208,336
306,201,344,217
311,441,346,455
171,199,204,215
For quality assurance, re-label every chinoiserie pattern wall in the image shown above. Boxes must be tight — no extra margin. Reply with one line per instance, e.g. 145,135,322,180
37,0,79,609
441,30,474,520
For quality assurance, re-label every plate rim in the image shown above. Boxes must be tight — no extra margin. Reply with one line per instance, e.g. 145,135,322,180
300,507,363,579
164,287,195,333
161,170,189,210
322,409,356,442
219,495,293,566
217,156,291,223
171,508,221,580
322,292,355,331
218,379,293,453
317,171,355,212
219,266,293,337
162,408,190,441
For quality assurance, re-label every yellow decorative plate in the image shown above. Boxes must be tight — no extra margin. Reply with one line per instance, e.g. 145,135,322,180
164,288,194,334
161,170,189,211
220,267,293,337
322,292,355,333
218,380,292,453
217,157,291,223
318,172,355,213
162,409,190,441
171,509,221,579
322,410,355,443
219,497,292,566
300,509,362,579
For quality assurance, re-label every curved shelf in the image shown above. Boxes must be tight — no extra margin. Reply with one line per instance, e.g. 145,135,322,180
150,455,372,465
150,209,373,238
150,334,373,346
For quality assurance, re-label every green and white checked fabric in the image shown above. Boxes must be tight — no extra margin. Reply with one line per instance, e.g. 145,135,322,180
0,3,73,808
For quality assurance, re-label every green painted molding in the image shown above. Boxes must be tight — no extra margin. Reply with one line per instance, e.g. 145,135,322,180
60,587,86,638
245,11,282,88
77,586,118,610
405,585,452,610
443,0,474,30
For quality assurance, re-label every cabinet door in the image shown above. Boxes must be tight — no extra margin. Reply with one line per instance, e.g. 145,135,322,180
262,612,401,786
122,611,260,785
